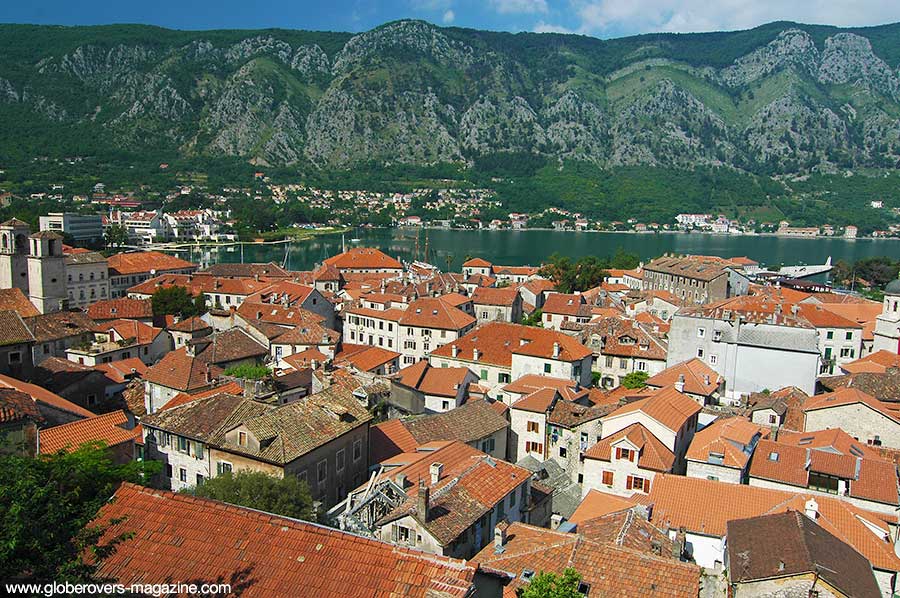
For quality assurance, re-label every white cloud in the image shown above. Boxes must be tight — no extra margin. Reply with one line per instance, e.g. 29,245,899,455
533,21,576,33
567,0,900,36
443,9,456,23
489,0,550,15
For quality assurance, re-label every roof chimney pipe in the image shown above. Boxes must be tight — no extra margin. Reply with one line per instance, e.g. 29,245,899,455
675,374,685,393
552,342,560,359
430,462,443,485
417,479,430,521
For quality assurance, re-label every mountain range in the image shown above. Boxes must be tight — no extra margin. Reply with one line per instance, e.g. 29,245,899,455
2,19,900,177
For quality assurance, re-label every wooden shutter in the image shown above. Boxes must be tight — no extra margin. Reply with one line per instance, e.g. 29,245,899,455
391,524,399,542
602,471,613,485
615,447,621,460
626,476,633,490
643,478,650,493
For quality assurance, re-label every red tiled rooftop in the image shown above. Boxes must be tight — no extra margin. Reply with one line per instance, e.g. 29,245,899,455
39,410,135,454
107,251,195,276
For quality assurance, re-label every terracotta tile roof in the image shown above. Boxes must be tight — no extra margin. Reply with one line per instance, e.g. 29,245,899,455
592,385,656,406
86,298,153,321
818,302,882,341
0,388,42,424
605,386,701,433
577,509,679,557
271,322,339,347
819,369,900,402
777,428,881,459
128,273,271,297
95,358,148,384
25,311,95,342
570,489,641,523
39,410,135,454
0,310,35,346
370,419,419,464
143,347,218,392
727,511,881,598
244,281,317,306
547,399,612,427
471,287,518,307
107,251,195,276
795,303,862,329
334,344,399,372
0,288,39,317
842,350,900,374
323,247,402,271
646,358,722,396
746,386,809,431
397,297,475,330
201,262,290,278
0,373,94,419
492,265,538,277
472,521,700,598
167,316,211,333
644,289,681,305
582,315,668,360
462,257,492,268
750,436,899,505
542,293,589,317
511,388,561,414
93,483,476,597
501,374,579,396
686,417,768,469
281,348,329,370
393,360,472,397
197,328,268,365
404,399,509,445
378,445,530,546
99,318,161,345
802,387,900,421
463,273,496,287
647,474,900,571
585,423,675,472
644,255,733,281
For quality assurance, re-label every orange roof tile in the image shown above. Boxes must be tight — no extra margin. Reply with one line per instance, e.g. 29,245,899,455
646,358,722,396
143,347,219,392
462,258,492,268
0,288,40,317
393,361,472,397
86,298,153,321
432,322,592,366
0,373,94,419
543,293,588,316
160,380,244,411
686,417,768,469
606,386,701,433
511,388,561,413
334,344,400,372
570,489,642,523
93,483,475,597
39,410,135,454
585,423,675,471
471,287,518,307
841,350,900,374
370,419,419,464
323,247,402,271
398,297,475,331
107,251,195,276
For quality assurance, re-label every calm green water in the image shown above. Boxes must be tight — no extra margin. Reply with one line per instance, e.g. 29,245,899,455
181,228,900,273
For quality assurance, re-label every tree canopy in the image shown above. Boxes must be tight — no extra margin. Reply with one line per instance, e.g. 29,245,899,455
151,286,206,318
0,442,158,584
518,568,584,598
621,371,649,389
540,254,607,294
185,470,315,521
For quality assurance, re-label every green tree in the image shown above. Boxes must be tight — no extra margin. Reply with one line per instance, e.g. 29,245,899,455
151,286,205,318
104,225,129,249
185,471,315,521
610,247,640,270
223,364,271,380
621,371,649,389
522,309,544,327
518,568,583,598
0,442,159,584
540,254,607,293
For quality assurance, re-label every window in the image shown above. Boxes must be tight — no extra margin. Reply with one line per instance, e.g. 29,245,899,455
43,344,50,355
605,356,613,368
498,373,511,384
525,441,543,454
480,369,488,380
8,351,21,364
543,363,552,374
527,421,540,433
808,472,839,494
558,446,567,458
697,348,704,358
840,347,855,358
177,436,189,453
602,470,614,486
826,331,834,339
196,474,204,485
769,414,777,424
709,354,718,365
238,431,247,447
509,489,516,508
166,464,173,478
353,439,362,462
626,475,649,492
697,328,705,338
637,361,647,371
179,468,187,483
217,461,232,475
616,447,633,461
317,460,327,484
442,400,450,410
336,449,345,472
481,438,496,453
619,358,627,369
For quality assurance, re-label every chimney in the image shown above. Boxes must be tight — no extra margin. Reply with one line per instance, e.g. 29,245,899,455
791,304,799,316
550,513,564,530
675,374,685,393
417,479,429,521
704,374,710,385
451,344,459,358
430,462,443,485
675,527,687,560
204,363,212,384
494,523,507,549
552,342,560,359
473,348,481,361
805,498,819,520
394,473,407,488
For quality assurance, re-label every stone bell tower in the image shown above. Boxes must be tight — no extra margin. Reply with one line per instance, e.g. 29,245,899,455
26,231,67,313
0,218,32,293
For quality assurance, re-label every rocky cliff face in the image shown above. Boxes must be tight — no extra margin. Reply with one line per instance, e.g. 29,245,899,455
2,21,900,173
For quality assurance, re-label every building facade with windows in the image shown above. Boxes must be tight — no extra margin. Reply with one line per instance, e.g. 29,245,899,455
65,251,109,308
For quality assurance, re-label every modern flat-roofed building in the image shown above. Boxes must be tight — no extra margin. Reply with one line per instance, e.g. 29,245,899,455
39,212,104,244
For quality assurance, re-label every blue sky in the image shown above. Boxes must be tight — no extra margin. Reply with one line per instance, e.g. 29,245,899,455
4,1,900,39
